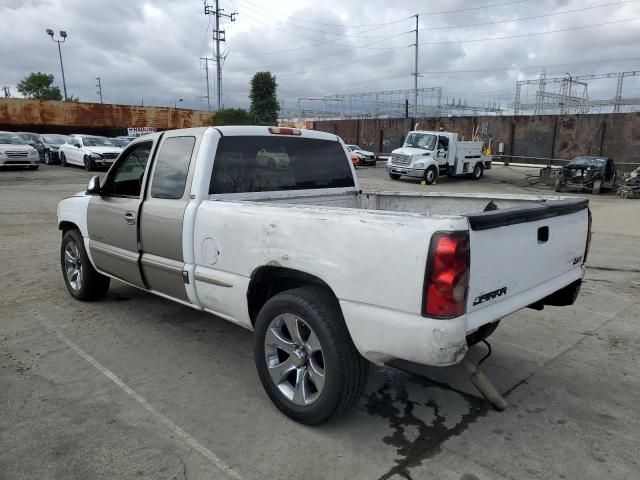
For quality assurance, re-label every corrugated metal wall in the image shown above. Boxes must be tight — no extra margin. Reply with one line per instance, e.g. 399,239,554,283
0,99,213,136
313,113,640,172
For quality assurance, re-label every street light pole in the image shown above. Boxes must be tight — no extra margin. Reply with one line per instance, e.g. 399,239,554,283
46,29,68,101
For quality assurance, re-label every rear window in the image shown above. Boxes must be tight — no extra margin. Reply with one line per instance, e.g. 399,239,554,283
209,136,354,194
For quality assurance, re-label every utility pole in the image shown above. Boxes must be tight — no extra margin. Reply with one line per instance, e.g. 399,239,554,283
413,14,419,119
204,0,237,110
96,77,103,103
200,57,212,110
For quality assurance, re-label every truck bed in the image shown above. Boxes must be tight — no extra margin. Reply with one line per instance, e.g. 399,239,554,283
215,188,586,224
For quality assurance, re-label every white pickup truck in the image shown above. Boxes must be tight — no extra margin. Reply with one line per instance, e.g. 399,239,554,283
57,126,591,424
387,130,492,184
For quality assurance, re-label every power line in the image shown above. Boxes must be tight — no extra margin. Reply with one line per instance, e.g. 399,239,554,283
228,31,411,72
418,0,638,31
418,16,640,46
238,0,535,27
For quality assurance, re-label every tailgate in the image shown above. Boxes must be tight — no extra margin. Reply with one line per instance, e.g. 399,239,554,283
465,198,589,331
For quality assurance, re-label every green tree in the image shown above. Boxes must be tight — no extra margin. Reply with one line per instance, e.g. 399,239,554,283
212,108,254,126
16,72,63,100
249,71,279,125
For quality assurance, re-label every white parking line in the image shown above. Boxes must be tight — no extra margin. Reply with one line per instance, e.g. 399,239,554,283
35,311,243,480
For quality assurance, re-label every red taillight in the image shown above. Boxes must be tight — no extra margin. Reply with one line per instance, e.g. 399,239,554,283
268,127,301,136
423,231,470,318
584,208,592,262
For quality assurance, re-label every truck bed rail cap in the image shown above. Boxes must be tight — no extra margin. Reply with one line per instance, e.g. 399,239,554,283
467,198,588,231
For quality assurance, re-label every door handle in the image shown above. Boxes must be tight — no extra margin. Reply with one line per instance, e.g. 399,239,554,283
124,211,136,225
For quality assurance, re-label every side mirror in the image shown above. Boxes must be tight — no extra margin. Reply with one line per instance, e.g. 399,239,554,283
75,143,81,148
87,175,101,195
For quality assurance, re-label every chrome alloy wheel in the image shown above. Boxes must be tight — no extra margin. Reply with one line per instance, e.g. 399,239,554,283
264,313,325,406
64,241,83,291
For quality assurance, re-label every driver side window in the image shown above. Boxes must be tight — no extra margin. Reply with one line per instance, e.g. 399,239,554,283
104,142,152,197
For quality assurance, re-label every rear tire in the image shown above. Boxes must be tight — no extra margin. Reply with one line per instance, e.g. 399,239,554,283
389,173,401,180
471,163,483,180
254,287,369,424
60,152,68,167
61,229,110,301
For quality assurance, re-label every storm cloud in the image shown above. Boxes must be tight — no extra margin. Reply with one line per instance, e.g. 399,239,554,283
1,0,639,113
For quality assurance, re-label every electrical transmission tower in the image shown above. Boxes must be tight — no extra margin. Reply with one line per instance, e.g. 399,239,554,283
2,86,10,98
204,0,237,110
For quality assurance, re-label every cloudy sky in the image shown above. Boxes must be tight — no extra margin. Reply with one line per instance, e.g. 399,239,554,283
1,0,640,115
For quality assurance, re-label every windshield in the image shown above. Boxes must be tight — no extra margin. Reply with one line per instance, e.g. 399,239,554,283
83,137,116,147
42,134,69,145
403,133,437,150
0,133,27,145
570,157,605,167
18,133,41,143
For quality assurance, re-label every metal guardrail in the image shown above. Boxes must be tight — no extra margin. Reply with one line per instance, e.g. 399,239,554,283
492,154,640,167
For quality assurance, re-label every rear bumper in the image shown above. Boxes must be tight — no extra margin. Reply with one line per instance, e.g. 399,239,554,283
340,300,469,366
340,266,585,367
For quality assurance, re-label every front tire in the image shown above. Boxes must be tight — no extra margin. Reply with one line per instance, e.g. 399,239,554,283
592,179,602,195
61,229,110,301
254,287,369,424
44,150,53,165
84,155,96,171
60,152,68,167
389,172,401,180
424,166,437,185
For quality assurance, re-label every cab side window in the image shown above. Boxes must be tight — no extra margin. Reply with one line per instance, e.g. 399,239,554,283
150,136,196,199
103,142,152,197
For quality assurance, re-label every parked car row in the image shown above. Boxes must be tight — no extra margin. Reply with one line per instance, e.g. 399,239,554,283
0,131,140,171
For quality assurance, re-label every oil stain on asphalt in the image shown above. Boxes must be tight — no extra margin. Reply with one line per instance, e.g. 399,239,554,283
365,367,489,480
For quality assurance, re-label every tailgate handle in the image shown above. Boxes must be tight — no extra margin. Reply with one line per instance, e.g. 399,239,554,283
538,226,549,244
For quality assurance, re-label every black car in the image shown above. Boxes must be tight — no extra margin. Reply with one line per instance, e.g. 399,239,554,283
41,134,70,164
16,132,45,162
555,156,616,194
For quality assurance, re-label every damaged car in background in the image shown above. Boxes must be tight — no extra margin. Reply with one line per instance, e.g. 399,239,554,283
555,156,616,194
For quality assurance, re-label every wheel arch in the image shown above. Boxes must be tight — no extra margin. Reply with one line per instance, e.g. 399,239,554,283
59,220,79,233
247,266,341,326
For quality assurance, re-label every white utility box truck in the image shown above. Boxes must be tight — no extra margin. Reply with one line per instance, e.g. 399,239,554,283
387,130,492,184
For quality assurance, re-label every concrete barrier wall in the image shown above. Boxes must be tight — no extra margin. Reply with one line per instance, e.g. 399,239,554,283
313,113,640,172
0,98,213,136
